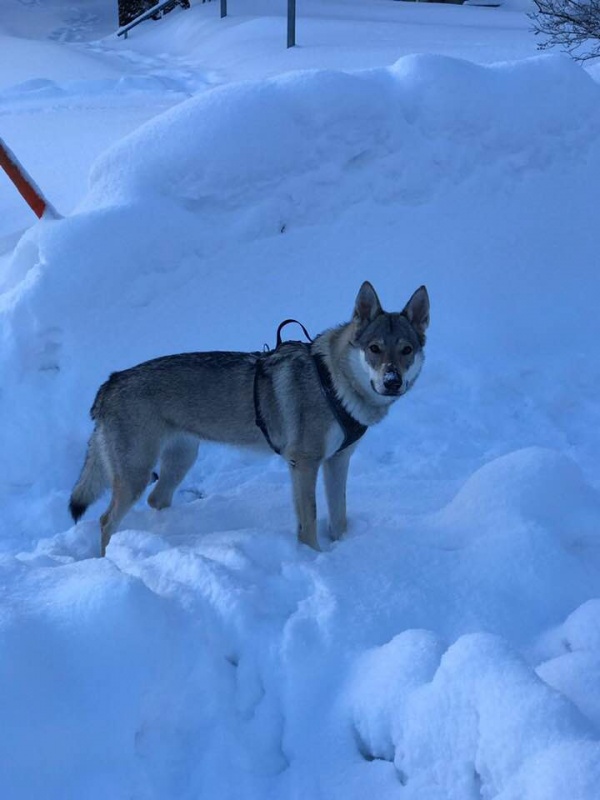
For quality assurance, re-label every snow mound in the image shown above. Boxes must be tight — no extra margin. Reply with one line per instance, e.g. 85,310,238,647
441,446,600,532
85,53,600,221
3,445,600,798
2,49,600,797
2,53,600,544
0,556,183,799
534,600,600,731
349,631,599,799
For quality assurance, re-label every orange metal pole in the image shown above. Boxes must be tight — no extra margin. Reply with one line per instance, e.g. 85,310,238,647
0,137,61,220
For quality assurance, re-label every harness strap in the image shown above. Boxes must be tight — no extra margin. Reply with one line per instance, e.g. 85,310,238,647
254,358,281,455
254,321,368,456
312,353,368,452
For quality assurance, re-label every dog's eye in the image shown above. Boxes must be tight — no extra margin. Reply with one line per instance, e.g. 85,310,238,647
369,344,382,354
402,345,413,356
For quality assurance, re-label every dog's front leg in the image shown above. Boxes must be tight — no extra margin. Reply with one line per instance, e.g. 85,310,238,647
323,446,352,540
289,457,320,551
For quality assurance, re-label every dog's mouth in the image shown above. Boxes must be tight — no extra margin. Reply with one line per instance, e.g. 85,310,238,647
370,380,405,397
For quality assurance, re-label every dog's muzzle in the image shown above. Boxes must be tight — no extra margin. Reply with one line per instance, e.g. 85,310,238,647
382,369,403,395
370,370,404,397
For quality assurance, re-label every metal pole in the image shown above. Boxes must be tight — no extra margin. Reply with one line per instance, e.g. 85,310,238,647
0,137,61,220
287,0,295,47
220,0,227,18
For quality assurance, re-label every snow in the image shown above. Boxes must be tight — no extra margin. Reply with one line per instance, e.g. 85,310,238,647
1,0,600,798
350,631,600,798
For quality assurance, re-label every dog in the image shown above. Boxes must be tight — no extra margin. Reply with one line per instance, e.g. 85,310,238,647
69,281,429,555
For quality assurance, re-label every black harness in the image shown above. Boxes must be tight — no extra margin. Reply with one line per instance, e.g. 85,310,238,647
254,320,368,456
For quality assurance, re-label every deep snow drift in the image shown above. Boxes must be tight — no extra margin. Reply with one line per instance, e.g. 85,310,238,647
1,2,600,799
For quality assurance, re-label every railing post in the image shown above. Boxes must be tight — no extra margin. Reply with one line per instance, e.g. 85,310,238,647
287,0,296,47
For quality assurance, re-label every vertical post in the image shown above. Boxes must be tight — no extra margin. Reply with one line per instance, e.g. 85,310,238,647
220,0,227,17
287,0,296,47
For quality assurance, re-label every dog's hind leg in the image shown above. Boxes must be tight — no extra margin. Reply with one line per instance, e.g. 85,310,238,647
98,431,160,556
323,447,353,541
148,434,199,510
99,466,155,556
289,457,320,551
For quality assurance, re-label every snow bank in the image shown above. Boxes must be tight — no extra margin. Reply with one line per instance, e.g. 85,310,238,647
535,600,600,732
3,446,600,799
2,53,600,532
349,632,599,799
0,556,184,800
85,53,600,223
2,48,600,799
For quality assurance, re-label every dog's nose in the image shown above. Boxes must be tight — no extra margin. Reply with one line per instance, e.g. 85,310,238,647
383,371,403,392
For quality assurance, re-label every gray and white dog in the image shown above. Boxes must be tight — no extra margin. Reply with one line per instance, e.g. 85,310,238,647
70,281,429,555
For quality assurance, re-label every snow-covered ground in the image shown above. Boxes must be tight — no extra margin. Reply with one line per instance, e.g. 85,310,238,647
1,1,600,798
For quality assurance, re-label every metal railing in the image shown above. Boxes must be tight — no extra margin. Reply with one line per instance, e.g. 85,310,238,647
117,0,191,39
117,0,295,47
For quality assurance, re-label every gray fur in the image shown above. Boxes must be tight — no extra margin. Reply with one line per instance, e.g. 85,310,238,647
70,281,429,555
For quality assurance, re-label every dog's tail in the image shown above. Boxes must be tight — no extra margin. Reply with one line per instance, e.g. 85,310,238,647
69,427,109,523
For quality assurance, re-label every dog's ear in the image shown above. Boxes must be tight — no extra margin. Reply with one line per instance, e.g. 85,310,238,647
402,285,430,340
353,281,383,329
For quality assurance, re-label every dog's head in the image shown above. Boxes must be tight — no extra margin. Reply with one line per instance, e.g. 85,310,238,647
350,281,430,400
